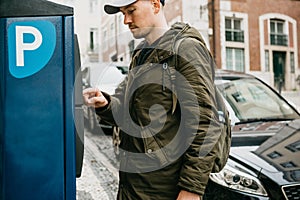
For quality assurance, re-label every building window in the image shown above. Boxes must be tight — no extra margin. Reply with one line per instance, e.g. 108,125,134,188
225,17,244,42
290,52,295,73
118,15,123,33
90,32,94,51
280,161,297,168
89,0,97,13
110,23,115,46
226,47,245,72
267,151,282,159
89,28,98,52
270,19,288,46
286,140,300,152
265,50,270,72
103,29,107,50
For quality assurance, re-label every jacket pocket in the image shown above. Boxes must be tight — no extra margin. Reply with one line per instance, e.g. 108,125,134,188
119,127,171,173
141,127,170,170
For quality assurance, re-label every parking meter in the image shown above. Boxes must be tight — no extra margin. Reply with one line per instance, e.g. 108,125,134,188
0,0,84,199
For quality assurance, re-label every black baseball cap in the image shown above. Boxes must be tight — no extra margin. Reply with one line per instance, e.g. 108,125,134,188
104,0,165,14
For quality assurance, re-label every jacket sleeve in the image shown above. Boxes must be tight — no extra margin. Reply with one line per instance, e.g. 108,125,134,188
175,37,220,195
95,76,128,127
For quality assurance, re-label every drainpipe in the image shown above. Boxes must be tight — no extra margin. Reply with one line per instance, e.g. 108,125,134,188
114,15,118,61
211,0,216,59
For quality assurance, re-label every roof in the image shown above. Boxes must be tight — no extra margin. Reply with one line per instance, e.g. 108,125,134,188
0,0,73,18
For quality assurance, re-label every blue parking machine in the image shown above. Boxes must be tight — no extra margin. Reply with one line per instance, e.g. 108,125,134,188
0,0,84,199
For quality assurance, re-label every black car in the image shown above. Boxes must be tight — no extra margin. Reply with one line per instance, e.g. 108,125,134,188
204,70,300,200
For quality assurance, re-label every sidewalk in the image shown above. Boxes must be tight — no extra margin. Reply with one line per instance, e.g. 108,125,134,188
281,90,300,112
76,131,119,200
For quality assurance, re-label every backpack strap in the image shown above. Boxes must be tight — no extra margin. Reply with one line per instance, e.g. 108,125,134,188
169,37,210,114
168,36,219,113
168,37,185,114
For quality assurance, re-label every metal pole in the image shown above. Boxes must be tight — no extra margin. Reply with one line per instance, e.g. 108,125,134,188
211,0,216,59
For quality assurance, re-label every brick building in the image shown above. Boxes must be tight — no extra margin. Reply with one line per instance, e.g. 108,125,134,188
209,0,300,90
100,0,210,65
89,0,300,90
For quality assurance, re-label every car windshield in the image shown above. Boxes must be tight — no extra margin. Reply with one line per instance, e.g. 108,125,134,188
216,77,300,124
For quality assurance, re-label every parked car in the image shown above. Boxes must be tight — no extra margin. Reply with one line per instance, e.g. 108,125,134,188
84,64,300,199
82,62,127,134
204,70,300,200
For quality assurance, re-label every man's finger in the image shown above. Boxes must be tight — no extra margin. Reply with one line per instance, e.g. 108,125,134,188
83,87,100,97
83,89,108,108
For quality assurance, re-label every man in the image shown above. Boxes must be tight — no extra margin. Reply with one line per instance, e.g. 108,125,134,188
83,0,223,199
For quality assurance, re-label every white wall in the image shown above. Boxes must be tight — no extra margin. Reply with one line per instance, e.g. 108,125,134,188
49,0,102,67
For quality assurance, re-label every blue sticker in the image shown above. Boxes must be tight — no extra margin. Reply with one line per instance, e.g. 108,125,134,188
8,20,56,78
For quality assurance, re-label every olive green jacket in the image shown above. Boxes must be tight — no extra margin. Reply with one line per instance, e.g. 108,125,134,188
97,22,222,199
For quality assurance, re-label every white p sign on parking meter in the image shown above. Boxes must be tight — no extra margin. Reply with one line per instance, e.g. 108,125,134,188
15,26,43,67
8,20,56,78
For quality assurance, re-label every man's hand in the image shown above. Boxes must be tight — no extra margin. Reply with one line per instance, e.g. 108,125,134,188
176,190,201,200
83,88,108,108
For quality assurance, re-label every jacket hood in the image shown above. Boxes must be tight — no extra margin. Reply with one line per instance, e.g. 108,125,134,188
167,22,206,45
161,22,207,52
134,22,207,63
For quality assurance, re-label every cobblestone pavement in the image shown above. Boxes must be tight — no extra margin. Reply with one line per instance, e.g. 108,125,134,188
76,129,119,200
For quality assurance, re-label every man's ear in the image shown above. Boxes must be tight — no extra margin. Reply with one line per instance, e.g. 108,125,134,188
151,0,161,14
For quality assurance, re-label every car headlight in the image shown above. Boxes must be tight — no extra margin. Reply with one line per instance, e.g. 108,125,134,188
209,165,268,196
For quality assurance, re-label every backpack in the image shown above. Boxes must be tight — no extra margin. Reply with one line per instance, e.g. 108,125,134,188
169,36,232,173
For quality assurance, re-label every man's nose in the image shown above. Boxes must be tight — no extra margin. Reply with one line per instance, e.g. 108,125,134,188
123,14,132,25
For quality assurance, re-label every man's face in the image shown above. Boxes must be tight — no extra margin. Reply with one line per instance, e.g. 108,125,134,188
120,0,156,39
